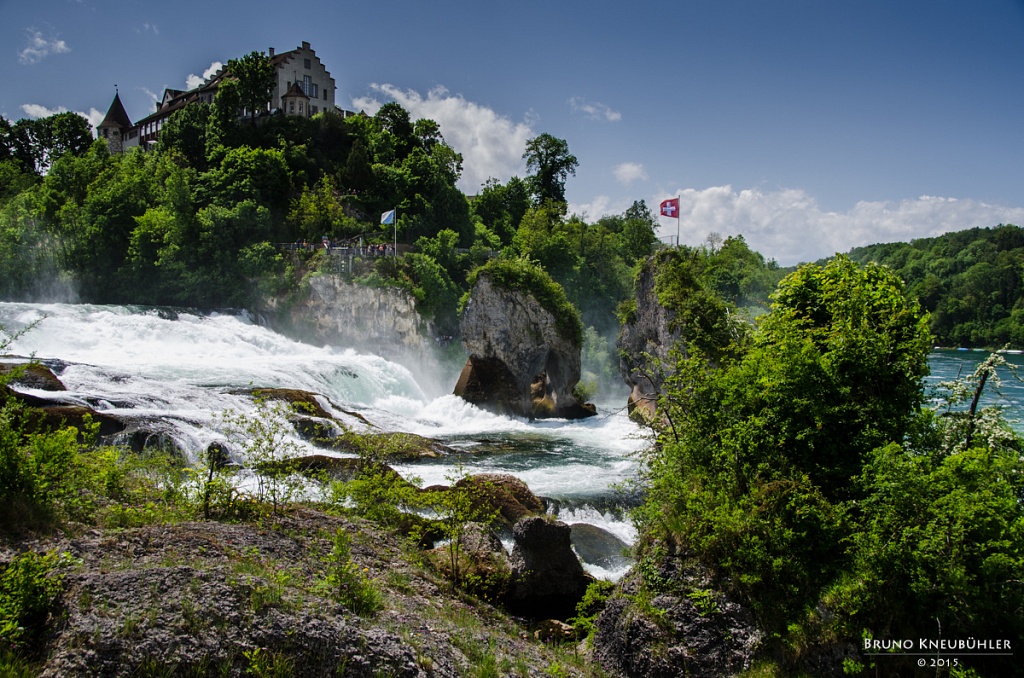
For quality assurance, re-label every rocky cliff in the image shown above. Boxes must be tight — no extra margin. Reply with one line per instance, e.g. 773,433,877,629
617,257,680,421
454,272,594,419
266,275,434,356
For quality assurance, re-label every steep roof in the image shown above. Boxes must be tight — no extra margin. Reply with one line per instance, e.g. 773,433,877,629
282,82,309,100
99,92,133,130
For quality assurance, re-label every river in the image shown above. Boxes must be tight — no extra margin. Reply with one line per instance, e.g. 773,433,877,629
3,301,1021,580
0,302,647,578
926,348,1024,430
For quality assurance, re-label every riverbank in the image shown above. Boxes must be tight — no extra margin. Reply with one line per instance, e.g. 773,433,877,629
1,507,608,677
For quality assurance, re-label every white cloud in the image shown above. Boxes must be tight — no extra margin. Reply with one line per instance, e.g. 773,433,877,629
569,195,621,222
351,84,535,193
185,61,223,90
19,103,104,133
650,185,1024,265
141,22,159,35
18,29,71,65
141,87,161,106
614,162,648,186
20,103,65,119
83,107,104,130
569,97,622,122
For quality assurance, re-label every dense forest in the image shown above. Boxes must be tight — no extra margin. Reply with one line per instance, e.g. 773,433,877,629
846,224,1024,348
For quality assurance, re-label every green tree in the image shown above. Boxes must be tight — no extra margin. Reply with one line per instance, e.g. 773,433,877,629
847,224,1024,348
206,78,244,159
202,146,291,216
523,134,577,204
374,102,415,162
155,102,211,171
5,113,93,176
638,255,932,633
70,150,156,300
226,51,276,126
472,176,530,245
750,256,932,492
618,199,658,264
288,176,359,242
405,252,461,332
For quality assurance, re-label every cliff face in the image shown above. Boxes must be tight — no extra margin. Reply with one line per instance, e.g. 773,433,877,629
617,258,680,421
454,273,594,419
267,275,434,355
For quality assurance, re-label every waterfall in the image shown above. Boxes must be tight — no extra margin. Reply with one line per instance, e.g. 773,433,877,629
1,301,648,577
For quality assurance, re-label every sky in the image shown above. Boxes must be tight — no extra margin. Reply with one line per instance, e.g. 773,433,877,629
2,0,1023,265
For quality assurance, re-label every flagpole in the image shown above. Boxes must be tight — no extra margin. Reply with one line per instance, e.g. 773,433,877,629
393,206,397,259
676,194,680,248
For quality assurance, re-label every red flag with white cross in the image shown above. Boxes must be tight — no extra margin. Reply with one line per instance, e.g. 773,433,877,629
660,198,680,218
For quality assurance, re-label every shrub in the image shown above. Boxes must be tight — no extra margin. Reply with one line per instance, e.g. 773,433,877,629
316,529,383,616
220,399,304,515
0,550,73,654
462,256,583,347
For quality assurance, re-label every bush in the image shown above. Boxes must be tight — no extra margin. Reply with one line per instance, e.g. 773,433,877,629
569,580,616,639
638,257,932,635
0,403,81,530
220,399,304,515
0,550,73,654
316,529,383,616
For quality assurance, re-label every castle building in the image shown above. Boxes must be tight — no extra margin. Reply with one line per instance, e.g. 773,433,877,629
96,91,137,154
99,41,347,153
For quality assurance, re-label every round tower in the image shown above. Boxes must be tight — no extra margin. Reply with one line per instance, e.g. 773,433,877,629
97,90,133,154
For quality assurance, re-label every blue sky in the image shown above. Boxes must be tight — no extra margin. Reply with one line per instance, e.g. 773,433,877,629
3,0,1023,264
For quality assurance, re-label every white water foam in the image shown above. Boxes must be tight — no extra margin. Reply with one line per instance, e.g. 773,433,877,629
2,301,647,560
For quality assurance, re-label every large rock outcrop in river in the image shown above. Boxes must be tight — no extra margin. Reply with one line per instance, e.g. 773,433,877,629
617,255,681,422
617,250,740,422
453,263,595,420
262,274,434,357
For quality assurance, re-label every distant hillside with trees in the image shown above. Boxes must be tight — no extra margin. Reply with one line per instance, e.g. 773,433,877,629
845,224,1024,348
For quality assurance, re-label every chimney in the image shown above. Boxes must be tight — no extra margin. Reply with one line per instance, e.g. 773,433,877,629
301,41,310,50
269,47,275,57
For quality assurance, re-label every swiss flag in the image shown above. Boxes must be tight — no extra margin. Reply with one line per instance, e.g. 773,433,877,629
660,198,680,218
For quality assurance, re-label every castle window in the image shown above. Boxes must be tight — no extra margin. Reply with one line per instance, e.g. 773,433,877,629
302,76,318,99
304,58,311,69
311,105,317,115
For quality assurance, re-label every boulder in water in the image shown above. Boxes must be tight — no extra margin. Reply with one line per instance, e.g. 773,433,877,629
504,516,591,620
569,523,631,571
452,473,545,530
328,431,460,462
230,387,335,420
455,267,595,420
116,426,189,460
27,405,126,439
0,362,67,391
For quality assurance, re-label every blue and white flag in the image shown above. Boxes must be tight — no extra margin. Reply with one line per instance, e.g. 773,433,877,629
380,209,396,225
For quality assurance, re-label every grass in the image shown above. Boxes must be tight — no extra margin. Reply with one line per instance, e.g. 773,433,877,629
0,646,42,678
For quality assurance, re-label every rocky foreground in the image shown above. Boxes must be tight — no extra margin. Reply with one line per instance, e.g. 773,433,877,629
3,509,607,677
